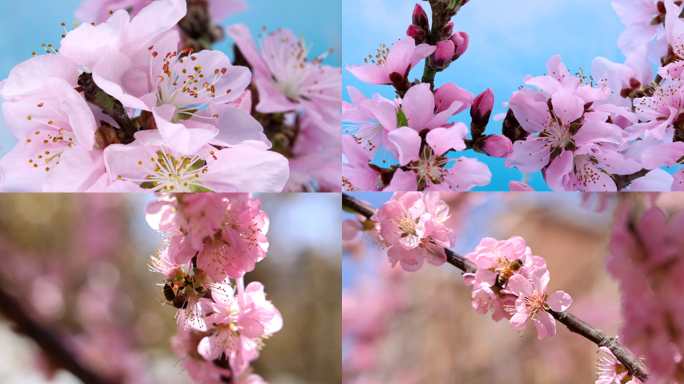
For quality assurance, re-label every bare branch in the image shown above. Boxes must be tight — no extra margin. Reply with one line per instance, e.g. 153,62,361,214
0,285,120,384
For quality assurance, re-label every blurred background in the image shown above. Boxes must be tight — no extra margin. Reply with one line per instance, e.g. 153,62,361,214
342,192,684,384
0,193,341,384
342,0,684,190
0,0,342,162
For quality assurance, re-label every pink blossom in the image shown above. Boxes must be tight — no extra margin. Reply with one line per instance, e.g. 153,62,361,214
506,270,572,340
464,236,533,287
523,56,609,103
147,194,270,282
104,130,288,192
346,37,435,85
595,344,643,384
673,168,684,190
344,83,471,168
505,85,641,191
226,23,341,114
286,107,342,192
611,0,678,62
374,192,455,271
632,79,684,141
387,123,491,191
342,134,383,191
76,0,248,25
0,77,106,192
198,281,282,378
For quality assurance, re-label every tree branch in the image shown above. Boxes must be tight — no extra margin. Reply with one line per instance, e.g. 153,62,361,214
341,193,649,381
77,72,138,142
0,285,119,384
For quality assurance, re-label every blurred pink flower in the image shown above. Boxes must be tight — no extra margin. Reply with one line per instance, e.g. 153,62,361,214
227,24,342,114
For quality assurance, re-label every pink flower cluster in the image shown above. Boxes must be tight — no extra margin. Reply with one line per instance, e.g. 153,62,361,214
342,4,492,192
595,339,644,384
147,193,280,382
0,0,312,192
463,237,572,339
372,192,456,271
607,202,684,382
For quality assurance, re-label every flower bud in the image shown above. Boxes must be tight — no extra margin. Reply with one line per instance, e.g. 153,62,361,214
412,4,429,30
449,31,469,60
431,40,455,66
443,22,454,37
482,134,513,158
470,88,494,127
406,24,426,45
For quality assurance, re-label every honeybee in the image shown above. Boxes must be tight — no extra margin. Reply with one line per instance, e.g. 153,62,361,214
162,283,188,309
496,259,523,287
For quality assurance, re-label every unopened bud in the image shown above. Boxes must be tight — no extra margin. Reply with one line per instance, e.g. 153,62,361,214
482,134,513,158
443,22,454,37
449,31,469,60
412,4,429,30
470,88,495,128
407,24,427,45
431,40,455,67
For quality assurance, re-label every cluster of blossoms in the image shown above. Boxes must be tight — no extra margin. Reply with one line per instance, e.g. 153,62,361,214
463,237,572,339
0,0,341,192
342,3,493,192
350,192,574,339
607,199,684,383
147,194,281,383
365,192,456,271
342,0,684,191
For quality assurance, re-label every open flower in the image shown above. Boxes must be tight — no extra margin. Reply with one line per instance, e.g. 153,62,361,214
227,23,342,114
387,123,491,191
346,37,435,85
104,130,288,192
374,192,455,271
0,77,105,191
198,281,282,378
506,271,572,339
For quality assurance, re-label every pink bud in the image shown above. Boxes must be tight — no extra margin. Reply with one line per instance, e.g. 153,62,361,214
483,135,513,158
431,40,455,66
443,22,454,37
412,4,429,29
406,24,426,44
472,88,494,118
449,31,469,60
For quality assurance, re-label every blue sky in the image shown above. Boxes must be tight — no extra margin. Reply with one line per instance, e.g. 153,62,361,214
0,0,341,160
342,0,681,191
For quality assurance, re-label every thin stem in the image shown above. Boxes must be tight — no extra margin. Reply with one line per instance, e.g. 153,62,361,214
341,193,649,382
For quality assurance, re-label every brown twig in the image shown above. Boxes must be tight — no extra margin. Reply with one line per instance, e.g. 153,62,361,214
341,193,649,382
77,72,137,142
0,285,119,384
